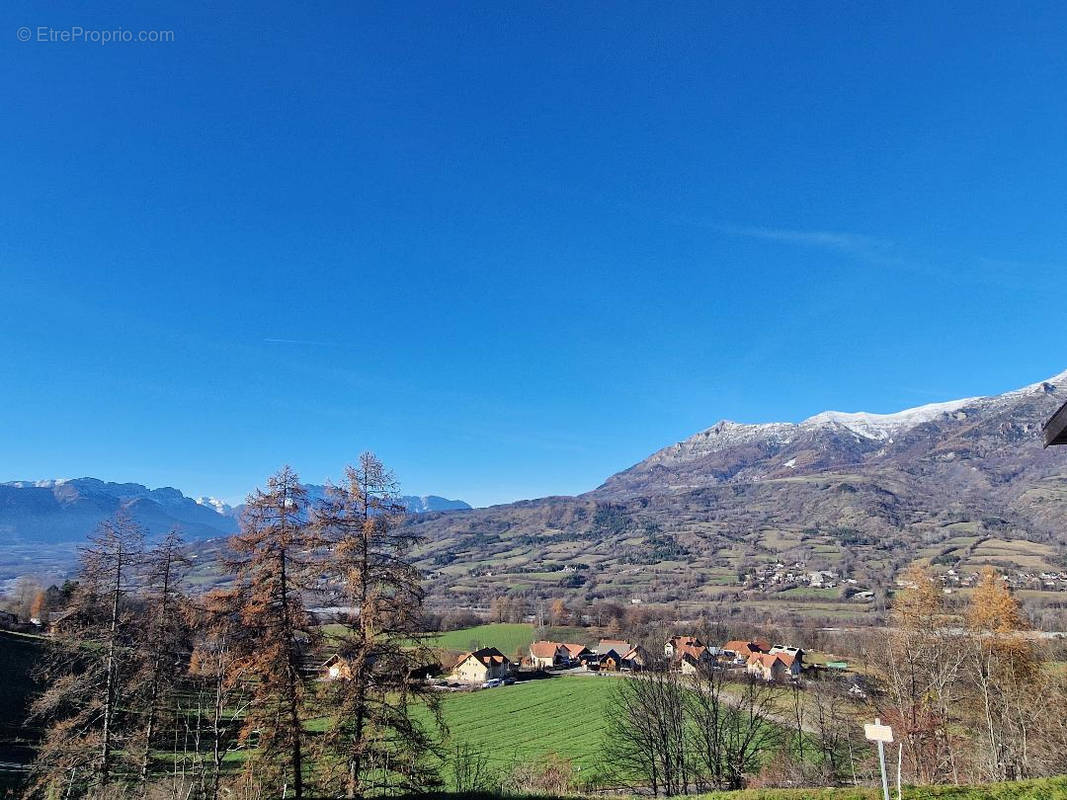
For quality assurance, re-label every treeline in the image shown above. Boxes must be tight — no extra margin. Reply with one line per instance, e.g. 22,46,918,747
874,565,1067,785
602,669,835,795
25,454,440,800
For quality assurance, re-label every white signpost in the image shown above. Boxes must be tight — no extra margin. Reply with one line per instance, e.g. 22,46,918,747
864,718,894,800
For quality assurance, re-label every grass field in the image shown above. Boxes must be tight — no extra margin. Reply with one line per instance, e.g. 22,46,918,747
427,623,537,655
420,675,618,784
320,622,603,664
322,623,538,652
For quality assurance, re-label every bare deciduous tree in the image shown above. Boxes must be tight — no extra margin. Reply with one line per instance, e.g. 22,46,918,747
604,671,690,796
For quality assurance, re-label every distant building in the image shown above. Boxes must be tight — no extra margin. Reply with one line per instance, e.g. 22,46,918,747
561,643,594,665
746,652,800,682
768,644,804,667
664,635,704,659
451,647,513,684
680,652,707,676
621,645,651,671
599,651,621,672
48,608,76,635
597,638,633,655
530,640,568,669
723,640,764,662
322,654,352,681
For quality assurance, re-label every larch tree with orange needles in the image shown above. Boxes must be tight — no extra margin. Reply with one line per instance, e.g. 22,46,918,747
227,466,319,799
311,452,442,798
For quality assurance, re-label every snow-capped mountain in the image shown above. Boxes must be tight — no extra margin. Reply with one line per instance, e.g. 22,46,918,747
597,370,1067,497
407,368,1067,607
0,478,240,545
0,478,470,547
205,488,471,519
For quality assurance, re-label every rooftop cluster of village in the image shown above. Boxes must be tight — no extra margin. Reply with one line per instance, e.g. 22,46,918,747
443,634,844,689
934,568,1067,593
742,562,874,599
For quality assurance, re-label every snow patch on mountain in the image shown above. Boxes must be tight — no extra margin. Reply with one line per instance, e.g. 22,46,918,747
195,497,233,515
618,368,1067,480
802,397,978,441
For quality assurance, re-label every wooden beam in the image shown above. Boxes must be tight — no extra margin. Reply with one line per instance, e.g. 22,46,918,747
1043,400,1067,447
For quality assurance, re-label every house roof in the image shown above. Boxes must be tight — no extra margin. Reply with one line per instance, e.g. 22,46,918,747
724,640,762,655
748,652,794,668
530,640,564,659
455,647,509,669
598,639,632,654
669,635,703,648
49,609,76,627
752,638,772,653
562,643,590,657
675,642,707,661
623,645,647,661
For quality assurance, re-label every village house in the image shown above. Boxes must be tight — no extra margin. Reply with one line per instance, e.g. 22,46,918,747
321,654,352,681
664,635,703,658
598,638,633,656
768,644,804,667
530,640,569,669
679,651,708,676
561,642,595,665
667,636,713,669
621,644,651,671
451,647,513,685
746,652,800,682
48,608,76,635
723,639,765,663
599,650,622,671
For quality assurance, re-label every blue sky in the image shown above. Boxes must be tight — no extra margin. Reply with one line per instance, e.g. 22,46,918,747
3,1,1066,507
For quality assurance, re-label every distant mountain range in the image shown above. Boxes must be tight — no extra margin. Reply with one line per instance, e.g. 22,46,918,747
7,370,1067,615
0,478,470,547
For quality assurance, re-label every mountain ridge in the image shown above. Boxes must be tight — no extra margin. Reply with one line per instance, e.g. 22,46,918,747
0,477,471,547
404,369,1067,614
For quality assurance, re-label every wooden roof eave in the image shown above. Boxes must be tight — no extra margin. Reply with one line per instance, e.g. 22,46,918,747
1042,400,1067,447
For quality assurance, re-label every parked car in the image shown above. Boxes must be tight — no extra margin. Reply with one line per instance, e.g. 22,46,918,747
482,678,503,688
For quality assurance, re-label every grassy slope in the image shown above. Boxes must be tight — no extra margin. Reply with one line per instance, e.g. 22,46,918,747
420,676,618,781
428,623,536,655
419,623,593,656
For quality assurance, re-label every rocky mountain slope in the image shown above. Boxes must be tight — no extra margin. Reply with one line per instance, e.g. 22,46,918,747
408,371,1067,614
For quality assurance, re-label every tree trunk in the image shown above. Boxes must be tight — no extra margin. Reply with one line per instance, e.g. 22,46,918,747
99,543,124,787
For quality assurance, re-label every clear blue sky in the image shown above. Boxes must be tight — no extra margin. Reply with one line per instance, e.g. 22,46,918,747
3,2,1066,507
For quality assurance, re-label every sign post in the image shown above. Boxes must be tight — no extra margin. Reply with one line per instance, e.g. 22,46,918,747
864,718,894,800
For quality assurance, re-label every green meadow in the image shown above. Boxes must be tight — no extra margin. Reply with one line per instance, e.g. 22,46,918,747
419,675,618,784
